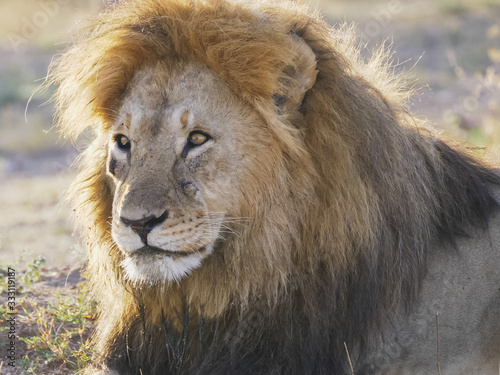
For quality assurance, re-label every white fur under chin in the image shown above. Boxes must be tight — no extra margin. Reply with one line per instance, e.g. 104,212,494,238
121,248,211,284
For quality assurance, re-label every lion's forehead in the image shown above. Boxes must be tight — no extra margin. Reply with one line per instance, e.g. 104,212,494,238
107,62,257,208
114,63,255,165
120,64,233,126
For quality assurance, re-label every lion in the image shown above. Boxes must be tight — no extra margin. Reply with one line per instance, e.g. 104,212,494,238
49,0,500,374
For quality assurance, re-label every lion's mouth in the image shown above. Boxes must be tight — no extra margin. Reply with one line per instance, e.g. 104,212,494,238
121,244,210,283
135,245,207,258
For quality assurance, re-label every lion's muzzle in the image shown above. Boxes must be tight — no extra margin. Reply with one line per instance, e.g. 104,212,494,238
121,211,169,244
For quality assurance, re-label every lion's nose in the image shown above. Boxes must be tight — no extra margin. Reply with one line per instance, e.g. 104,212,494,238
120,211,168,244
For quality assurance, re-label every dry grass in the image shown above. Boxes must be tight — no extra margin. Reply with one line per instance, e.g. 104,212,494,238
0,262,94,374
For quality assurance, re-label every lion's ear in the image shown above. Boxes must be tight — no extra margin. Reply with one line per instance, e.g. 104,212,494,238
274,35,318,115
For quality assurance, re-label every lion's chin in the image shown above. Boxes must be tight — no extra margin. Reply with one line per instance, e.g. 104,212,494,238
120,246,210,284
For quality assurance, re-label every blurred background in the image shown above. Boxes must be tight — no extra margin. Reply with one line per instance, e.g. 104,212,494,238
0,0,499,269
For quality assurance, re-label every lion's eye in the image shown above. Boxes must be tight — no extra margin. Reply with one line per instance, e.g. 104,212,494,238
115,134,131,151
188,132,209,146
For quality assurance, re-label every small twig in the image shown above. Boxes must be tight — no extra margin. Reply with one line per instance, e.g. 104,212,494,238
55,322,64,336
436,311,442,375
344,342,355,375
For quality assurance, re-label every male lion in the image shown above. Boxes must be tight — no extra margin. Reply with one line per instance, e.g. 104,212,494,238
50,0,500,374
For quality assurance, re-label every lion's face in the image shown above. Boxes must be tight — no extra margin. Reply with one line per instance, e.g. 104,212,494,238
107,62,270,284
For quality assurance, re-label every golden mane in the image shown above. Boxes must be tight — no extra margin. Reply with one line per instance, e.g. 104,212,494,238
49,0,500,373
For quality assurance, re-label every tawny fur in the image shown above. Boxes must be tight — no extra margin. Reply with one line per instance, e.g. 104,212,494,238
48,0,500,374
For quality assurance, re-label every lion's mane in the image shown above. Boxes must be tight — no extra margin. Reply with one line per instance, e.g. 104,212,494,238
50,0,500,373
